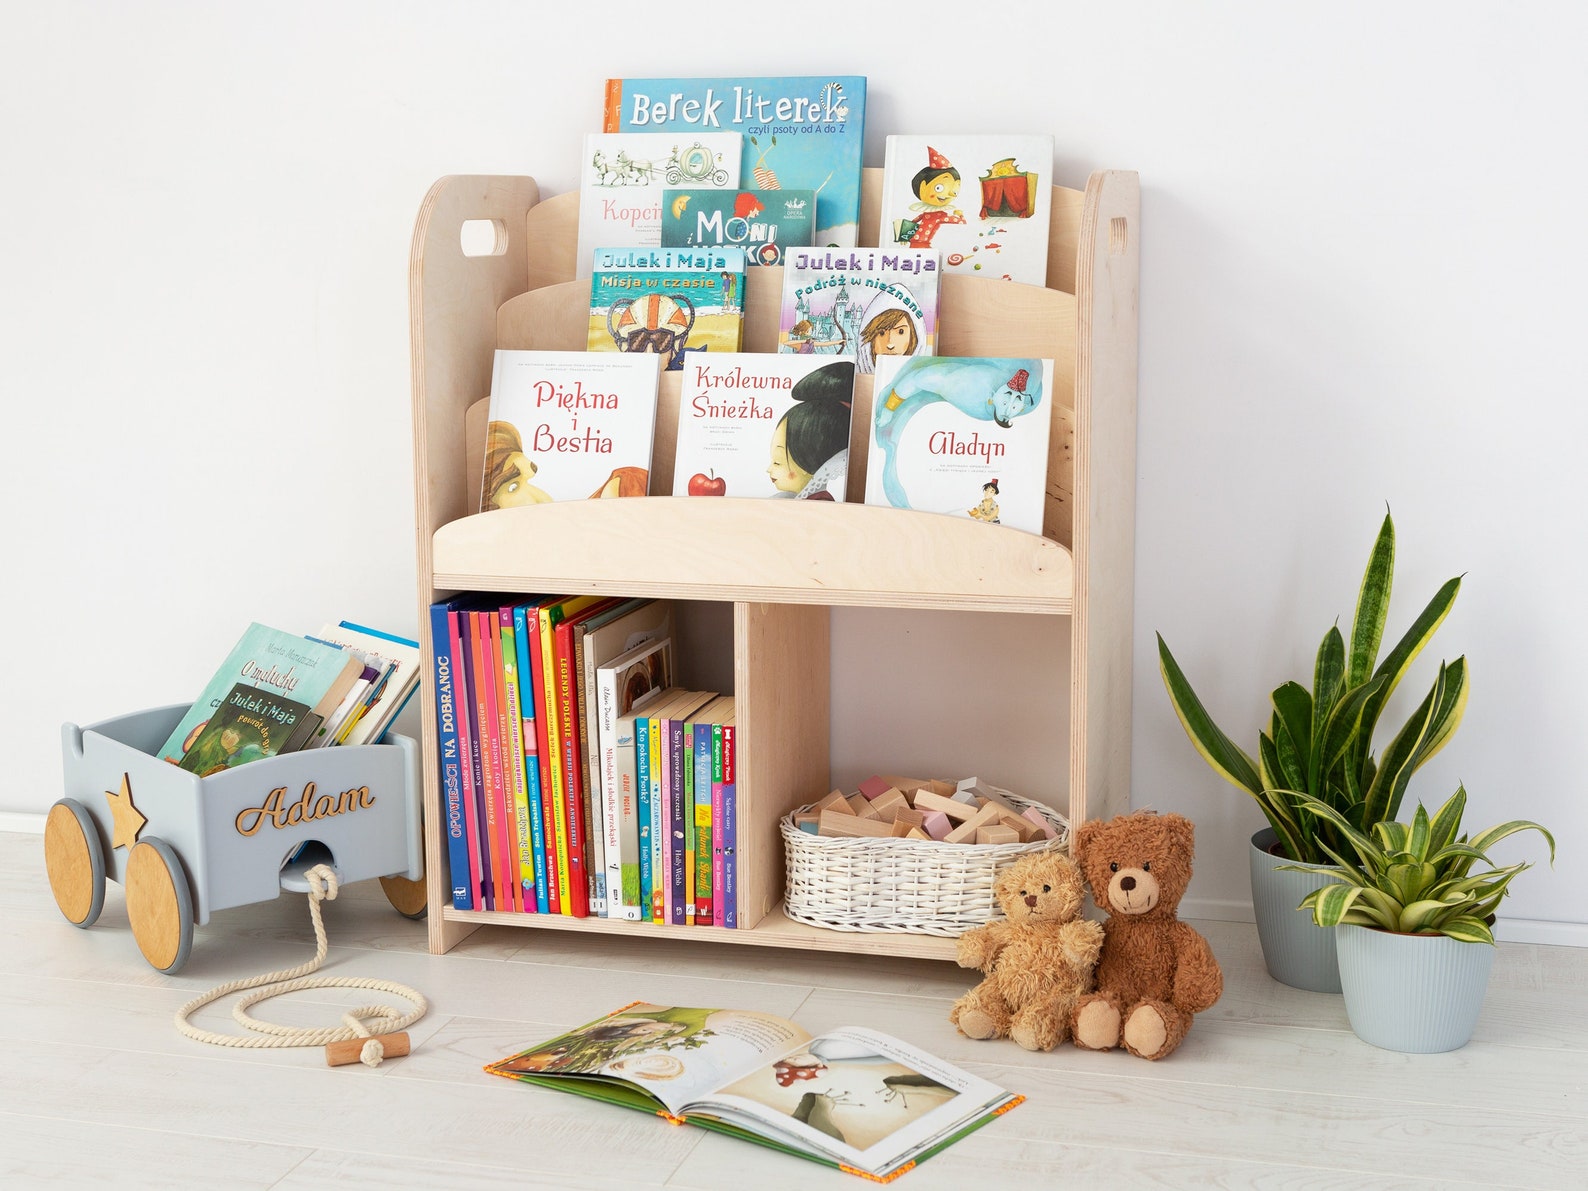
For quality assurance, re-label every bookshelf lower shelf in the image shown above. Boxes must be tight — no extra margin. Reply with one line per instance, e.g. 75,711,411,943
438,903,960,961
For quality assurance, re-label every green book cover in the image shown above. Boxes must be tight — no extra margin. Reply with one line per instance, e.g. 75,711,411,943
661,189,815,266
176,682,314,775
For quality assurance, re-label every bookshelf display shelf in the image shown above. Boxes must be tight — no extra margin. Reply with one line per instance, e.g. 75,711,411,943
409,167,1139,960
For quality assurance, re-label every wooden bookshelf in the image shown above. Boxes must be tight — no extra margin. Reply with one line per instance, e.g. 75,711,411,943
409,167,1139,959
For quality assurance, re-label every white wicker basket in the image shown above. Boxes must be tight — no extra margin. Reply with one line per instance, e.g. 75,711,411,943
780,791,1070,935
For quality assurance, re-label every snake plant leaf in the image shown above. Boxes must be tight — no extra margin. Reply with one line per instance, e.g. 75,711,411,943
1415,656,1469,763
1304,882,1363,926
1272,681,1313,779
1427,785,1468,855
1272,708,1308,792
1468,819,1556,866
1257,786,1310,862
1312,626,1346,767
1361,660,1465,825
1406,802,1431,859
1398,899,1455,933
1348,510,1395,689
1386,862,1438,905
1374,819,1410,853
1157,634,1262,793
1442,916,1496,945
1319,676,1385,781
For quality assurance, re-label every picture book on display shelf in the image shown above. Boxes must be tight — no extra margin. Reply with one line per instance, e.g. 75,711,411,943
661,188,816,266
486,1002,1019,1182
576,132,742,277
878,135,1054,285
604,76,866,248
673,354,857,502
587,247,747,373
156,622,366,766
480,350,661,512
777,247,938,375
865,356,1054,537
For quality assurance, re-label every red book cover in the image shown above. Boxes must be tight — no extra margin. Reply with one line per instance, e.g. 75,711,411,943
473,611,513,913
523,598,563,914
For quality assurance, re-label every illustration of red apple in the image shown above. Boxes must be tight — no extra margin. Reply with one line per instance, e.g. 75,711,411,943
688,470,727,496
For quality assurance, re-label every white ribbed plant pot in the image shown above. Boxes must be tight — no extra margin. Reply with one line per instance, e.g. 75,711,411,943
1335,924,1496,1053
1249,828,1341,993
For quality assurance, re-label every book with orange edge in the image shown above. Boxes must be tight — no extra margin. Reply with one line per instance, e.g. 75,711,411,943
484,1001,1019,1181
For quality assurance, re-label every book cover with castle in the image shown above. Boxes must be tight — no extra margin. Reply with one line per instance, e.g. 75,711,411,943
673,354,856,502
878,136,1055,285
481,350,662,510
604,76,865,248
660,189,815,266
588,246,747,373
865,356,1055,536
776,247,939,375
576,132,743,279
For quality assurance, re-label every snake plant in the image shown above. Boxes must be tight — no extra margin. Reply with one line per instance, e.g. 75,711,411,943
1157,511,1467,865
1281,785,1553,944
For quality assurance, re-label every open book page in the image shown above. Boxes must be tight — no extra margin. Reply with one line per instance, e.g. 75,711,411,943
485,1003,812,1117
687,1027,1015,1175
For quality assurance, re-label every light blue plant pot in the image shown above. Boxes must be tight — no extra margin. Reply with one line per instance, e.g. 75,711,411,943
1249,828,1341,993
1335,923,1496,1053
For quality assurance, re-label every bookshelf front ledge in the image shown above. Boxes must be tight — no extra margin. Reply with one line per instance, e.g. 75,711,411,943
430,500,1074,612
440,904,960,960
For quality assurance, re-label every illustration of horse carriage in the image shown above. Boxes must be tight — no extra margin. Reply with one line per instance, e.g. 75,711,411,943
45,704,425,973
666,141,731,186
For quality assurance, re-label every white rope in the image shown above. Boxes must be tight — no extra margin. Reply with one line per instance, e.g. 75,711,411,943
173,864,428,1067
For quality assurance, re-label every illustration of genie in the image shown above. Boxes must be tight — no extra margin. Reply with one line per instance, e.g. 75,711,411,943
871,357,1044,509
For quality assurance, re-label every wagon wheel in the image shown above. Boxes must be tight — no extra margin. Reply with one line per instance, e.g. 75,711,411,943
44,799,106,928
125,837,194,974
379,868,428,920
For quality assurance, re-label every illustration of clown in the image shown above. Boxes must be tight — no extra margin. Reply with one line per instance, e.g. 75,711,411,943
891,145,967,249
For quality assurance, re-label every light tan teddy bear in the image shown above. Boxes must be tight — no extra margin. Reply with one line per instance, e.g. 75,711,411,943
950,851,1105,1051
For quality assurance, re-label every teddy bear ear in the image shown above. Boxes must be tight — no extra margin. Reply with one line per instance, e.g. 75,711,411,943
1160,813,1195,854
1071,819,1099,861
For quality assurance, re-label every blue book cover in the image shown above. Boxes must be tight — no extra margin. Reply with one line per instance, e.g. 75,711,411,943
453,607,493,911
429,598,471,910
661,188,816,266
514,602,552,914
605,75,865,248
587,247,746,372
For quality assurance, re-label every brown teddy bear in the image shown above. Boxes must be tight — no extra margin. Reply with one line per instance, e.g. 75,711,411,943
950,851,1105,1051
1068,810,1222,1060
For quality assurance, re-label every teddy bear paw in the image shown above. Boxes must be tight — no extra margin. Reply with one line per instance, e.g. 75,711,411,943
1123,1003,1170,1059
1009,1013,1062,1052
1074,999,1121,1050
955,1005,1000,1040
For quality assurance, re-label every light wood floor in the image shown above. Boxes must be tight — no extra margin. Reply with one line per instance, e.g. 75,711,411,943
3,829,1584,1189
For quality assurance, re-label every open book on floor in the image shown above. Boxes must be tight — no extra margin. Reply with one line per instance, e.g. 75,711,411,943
485,1002,1020,1182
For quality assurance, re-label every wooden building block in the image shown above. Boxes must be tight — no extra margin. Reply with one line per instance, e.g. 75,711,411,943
844,793,875,817
816,789,852,814
913,791,978,821
892,808,927,832
889,819,915,838
944,802,1002,844
1022,806,1059,839
976,824,1020,845
905,827,931,840
879,775,932,798
925,779,957,798
870,789,910,817
819,810,894,838
858,775,891,800
796,813,821,834
922,811,952,839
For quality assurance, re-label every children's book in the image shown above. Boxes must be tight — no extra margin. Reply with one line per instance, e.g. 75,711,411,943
596,636,674,920
646,689,715,925
777,247,939,375
604,76,866,248
453,608,492,910
661,189,815,266
865,356,1055,537
535,595,604,917
580,599,675,916
176,683,314,775
158,623,366,766
878,135,1054,286
721,715,738,930
553,597,624,917
587,247,747,373
315,622,422,745
690,698,732,926
481,350,662,512
673,354,856,503
429,597,473,910
486,1002,1020,1181
498,607,535,913
512,599,553,914
577,132,743,277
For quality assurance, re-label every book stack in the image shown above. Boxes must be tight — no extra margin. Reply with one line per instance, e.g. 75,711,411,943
430,595,743,927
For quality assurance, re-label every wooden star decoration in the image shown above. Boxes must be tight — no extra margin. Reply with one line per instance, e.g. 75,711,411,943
105,773,147,850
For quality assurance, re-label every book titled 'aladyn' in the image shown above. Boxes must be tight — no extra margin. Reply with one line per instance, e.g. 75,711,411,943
480,350,662,510
878,135,1054,285
865,356,1055,536
777,247,939,374
604,76,866,249
661,189,815,266
486,1002,1020,1182
587,246,747,373
673,353,857,502
576,132,743,278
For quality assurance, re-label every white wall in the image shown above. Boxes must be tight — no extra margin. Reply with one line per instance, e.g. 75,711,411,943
4,1,1581,939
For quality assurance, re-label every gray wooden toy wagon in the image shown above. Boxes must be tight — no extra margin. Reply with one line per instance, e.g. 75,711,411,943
46,704,425,973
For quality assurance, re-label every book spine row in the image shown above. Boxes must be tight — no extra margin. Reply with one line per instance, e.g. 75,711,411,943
431,594,739,926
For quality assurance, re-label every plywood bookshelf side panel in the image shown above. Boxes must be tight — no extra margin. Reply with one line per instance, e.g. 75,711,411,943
409,174,540,943
735,602,830,929
1069,169,1140,829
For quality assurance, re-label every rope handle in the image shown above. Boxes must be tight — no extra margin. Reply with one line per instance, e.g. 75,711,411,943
173,864,428,1068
